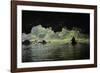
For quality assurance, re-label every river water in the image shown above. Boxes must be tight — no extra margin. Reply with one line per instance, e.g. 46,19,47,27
22,42,90,62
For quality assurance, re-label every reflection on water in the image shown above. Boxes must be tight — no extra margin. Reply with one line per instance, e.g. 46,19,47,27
22,42,90,62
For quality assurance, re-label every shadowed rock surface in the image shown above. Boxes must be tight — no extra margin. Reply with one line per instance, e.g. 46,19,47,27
22,40,31,46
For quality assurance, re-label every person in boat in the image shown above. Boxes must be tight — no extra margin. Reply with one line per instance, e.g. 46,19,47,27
71,36,77,46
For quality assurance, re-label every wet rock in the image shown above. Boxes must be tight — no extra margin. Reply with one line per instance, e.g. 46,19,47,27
23,40,31,46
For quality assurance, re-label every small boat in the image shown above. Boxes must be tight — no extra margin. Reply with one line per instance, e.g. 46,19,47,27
71,36,77,46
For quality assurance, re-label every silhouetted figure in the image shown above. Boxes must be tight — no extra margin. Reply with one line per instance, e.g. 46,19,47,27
71,36,77,46
42,40,47,45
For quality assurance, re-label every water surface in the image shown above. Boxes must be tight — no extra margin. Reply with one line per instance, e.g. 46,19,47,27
22,42,90,62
